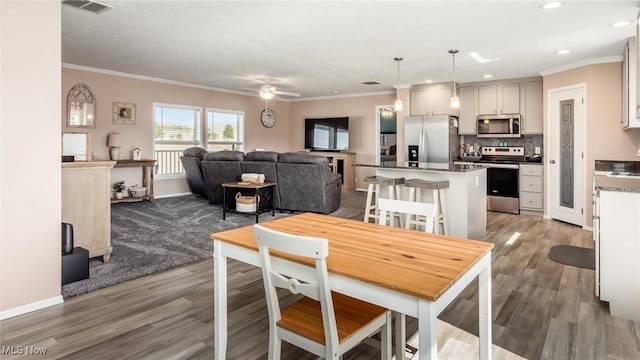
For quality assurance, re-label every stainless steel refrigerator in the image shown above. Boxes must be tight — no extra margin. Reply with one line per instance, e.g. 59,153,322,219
404,115,459,164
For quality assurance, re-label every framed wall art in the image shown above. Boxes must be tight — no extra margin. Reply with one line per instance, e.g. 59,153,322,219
113,102,136,125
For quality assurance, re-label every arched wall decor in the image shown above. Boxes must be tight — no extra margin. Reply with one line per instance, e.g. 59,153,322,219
67,83,96,128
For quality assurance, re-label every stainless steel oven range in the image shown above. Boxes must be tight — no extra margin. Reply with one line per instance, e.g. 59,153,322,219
478,146,525,214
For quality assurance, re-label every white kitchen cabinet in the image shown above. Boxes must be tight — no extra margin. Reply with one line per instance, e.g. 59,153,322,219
623,37,640,128
478,83,520,115
410,85,453,116
596,188,640,321
458,86,478,135
519,164,543,212
521,81,543,134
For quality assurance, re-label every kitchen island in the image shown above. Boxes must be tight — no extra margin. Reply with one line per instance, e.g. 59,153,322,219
355,162,487,239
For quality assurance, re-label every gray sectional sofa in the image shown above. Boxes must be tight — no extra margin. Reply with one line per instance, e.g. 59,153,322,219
181,148,342,214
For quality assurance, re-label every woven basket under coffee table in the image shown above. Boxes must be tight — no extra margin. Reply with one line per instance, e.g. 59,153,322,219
221,181,276,223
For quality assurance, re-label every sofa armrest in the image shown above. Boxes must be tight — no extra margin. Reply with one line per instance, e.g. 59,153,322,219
327,172,342,185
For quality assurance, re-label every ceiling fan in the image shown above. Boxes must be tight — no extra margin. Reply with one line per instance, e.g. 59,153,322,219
253,79,301,100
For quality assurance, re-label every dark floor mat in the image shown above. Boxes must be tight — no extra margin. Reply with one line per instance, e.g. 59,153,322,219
548,245,595,270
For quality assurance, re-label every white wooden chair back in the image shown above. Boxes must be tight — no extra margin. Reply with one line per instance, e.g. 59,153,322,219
253,224,340,351
377,198,437,233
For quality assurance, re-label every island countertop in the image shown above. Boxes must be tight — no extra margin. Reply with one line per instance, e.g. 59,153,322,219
355,162,487,173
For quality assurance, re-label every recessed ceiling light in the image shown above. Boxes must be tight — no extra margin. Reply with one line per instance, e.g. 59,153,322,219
610,21,631,28
424,80,434,84
483,74,493,79
556,49,571,55
540,1,563,10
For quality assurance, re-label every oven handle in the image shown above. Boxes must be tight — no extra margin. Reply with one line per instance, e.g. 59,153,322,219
485,163,519,169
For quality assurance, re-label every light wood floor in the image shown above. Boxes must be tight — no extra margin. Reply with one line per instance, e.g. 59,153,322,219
1,211,639,359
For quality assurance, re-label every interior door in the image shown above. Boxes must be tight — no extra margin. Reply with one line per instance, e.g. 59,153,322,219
547,84,585,226
375,105,396,165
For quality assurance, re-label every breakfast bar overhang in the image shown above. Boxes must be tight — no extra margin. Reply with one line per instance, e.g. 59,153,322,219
355,163,487,239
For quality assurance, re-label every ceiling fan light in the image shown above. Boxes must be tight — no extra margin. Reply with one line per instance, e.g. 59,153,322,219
259,89,275,100
395,99,403,112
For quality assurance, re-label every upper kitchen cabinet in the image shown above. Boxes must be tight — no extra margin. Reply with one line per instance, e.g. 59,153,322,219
410,84,453,116
478,83,520,115
624,37,640,128
458,86,478,135
521,81,543,134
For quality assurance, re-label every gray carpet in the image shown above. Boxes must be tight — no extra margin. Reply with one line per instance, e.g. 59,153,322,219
548,245,595,270
62,191,367,298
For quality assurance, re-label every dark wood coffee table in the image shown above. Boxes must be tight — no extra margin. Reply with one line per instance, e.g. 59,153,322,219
221,181,276,223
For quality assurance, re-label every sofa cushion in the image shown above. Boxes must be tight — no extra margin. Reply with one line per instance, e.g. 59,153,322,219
183,147,208,159
245,151,279,162
278,152,328,165
204,150,245,162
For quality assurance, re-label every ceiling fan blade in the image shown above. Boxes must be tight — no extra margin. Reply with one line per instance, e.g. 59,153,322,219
273,90,301,97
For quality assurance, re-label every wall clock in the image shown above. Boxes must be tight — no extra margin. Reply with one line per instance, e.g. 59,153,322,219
261,108,276,128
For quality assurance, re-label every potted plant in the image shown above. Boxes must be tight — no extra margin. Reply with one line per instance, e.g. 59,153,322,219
112,180,126,199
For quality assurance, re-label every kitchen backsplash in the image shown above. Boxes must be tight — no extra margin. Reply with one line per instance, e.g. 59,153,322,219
461,134,543,156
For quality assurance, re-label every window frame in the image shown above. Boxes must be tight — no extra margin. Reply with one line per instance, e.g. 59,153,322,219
152,104,246,178
205,107,245,152
153,102,203,178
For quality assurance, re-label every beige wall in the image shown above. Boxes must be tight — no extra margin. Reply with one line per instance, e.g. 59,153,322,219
1,1,62,313
62,68,293,196
543,62,640,227
290,93,397,189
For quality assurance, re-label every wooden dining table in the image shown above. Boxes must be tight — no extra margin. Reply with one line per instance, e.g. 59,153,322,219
212,212,494,360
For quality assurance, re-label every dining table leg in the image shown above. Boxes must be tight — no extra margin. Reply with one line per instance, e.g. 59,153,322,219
478,263,492,360
214,240,227,360
394,312,406,360
418,300,437,360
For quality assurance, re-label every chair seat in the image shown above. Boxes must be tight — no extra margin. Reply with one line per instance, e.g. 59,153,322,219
364,175,405,186
278,292,388,345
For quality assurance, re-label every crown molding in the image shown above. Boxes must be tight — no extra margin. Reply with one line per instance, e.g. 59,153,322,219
62,63,264,98
539,56,623,76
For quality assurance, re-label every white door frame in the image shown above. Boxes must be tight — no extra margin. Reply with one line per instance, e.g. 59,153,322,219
545,83,587,227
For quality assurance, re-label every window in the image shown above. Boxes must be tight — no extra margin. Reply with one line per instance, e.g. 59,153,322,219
154,104,201,176
206,108,244,152
153,104,245,176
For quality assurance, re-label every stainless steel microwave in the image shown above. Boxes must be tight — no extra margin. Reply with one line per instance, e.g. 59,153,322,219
477,114,521,138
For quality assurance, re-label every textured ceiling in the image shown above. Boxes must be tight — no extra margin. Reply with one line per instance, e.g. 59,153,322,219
62,1,638,99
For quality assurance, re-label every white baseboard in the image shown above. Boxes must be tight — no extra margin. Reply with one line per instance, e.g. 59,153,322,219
154,192,193,199
0,295,63,320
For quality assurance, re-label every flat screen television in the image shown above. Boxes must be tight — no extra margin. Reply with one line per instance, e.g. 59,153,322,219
304,117,349,152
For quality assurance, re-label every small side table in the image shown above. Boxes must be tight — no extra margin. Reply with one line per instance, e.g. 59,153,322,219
111,159,156,203
222,181,276,223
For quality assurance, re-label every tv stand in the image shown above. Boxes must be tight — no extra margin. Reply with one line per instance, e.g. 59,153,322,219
303,151,355,190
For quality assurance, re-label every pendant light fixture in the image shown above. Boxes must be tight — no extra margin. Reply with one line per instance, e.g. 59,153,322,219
394,57,403,111
449,49,460,109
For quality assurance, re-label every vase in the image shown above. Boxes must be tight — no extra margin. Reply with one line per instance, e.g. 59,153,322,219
116,192,124,200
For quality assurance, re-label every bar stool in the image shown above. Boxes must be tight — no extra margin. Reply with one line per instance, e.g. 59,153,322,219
404,179,449,235
363,176,405,227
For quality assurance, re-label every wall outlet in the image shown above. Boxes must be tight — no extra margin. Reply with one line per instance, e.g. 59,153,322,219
534,147,541,155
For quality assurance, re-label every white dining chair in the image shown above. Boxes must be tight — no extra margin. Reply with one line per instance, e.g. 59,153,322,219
377,198,438,360
254,224,392,360
377,198,437,233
